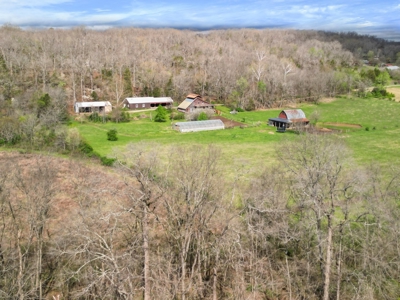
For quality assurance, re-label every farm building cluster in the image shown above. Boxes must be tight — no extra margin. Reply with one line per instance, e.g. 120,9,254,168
74,94,310,133
74,94,214,114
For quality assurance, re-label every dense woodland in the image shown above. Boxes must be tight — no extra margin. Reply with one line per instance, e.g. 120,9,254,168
0,27,400,299
1,26,400,150
1,26,399,109
0,139,399,300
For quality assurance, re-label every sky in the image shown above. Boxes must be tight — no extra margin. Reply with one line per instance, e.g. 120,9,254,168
1,0,400,41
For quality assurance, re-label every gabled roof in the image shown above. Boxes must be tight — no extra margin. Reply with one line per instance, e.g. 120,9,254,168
177,94,213,110
281,109,307,122
124,97,173,104
75,101,111,108
177,98,195,110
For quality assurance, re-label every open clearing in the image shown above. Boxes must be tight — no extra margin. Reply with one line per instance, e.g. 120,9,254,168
73,97,400,178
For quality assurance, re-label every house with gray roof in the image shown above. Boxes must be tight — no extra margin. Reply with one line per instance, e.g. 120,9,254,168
177,94,214,113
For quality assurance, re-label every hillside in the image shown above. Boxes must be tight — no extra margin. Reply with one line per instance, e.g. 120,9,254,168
1,27,400,299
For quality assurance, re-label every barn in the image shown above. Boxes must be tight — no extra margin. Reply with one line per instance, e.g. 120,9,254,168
177,94,215,113
173,120,225,133
268,109,309,129
74,101,112,114
122,97,173,110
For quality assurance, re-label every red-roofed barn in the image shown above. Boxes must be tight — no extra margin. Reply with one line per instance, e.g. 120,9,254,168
268,109,309,129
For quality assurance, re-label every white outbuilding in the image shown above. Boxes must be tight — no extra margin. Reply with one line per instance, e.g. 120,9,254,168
74,101,112,114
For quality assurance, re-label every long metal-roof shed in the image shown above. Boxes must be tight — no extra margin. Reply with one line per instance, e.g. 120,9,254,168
123,97,173,110
124,97,173,104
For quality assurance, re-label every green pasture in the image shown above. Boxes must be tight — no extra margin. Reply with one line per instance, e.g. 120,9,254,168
72,97,400,177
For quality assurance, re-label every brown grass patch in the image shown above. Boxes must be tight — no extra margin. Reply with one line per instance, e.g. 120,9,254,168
387,87,400,102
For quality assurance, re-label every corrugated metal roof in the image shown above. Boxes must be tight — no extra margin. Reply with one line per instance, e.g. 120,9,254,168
124,97,173,104
75,101,111,108
174,119,225,133
268,118,290,123
187,93,201,99
282,109,307,122
177,98,194,110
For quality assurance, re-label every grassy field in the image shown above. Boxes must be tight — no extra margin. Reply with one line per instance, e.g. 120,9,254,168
72,96,400,177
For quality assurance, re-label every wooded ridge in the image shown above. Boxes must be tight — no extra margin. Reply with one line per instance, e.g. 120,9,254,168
1,26,399,111
0,27,400,299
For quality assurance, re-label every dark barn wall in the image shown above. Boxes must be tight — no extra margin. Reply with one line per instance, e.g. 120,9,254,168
126,102,171,110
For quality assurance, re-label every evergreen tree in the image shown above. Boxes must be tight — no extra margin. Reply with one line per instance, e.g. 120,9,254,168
154,105,168,122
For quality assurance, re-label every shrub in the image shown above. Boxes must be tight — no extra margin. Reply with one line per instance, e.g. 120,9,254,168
100,156,116,166
88,112,103,123
79,140,94,154
107,129,118,141
170,111,185,120
186,109,215,121
368,87,395,100
110,107,130,123
197,112,208,121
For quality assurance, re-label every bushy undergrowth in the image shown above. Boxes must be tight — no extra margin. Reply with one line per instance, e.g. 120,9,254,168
186,109,215,121
365,87,395,100
78,139,115,166
170,111,185,120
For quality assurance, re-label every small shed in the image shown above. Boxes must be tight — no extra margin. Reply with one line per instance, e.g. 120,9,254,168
268,109,309,129
177,94,214,113
74,101,112,114
123,97,173,110
173,120,225,133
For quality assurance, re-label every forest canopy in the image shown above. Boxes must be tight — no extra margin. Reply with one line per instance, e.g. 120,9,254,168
1,26,399,113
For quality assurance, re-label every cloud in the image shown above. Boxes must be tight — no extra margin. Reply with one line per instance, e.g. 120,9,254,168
1,0,73,9
0,0,398,41
94,8,111,12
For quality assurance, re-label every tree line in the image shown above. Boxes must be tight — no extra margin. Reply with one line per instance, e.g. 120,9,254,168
1,26,398,112
0,135,399,299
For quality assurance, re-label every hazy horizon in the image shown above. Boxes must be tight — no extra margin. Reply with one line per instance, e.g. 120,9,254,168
1,0,399,41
